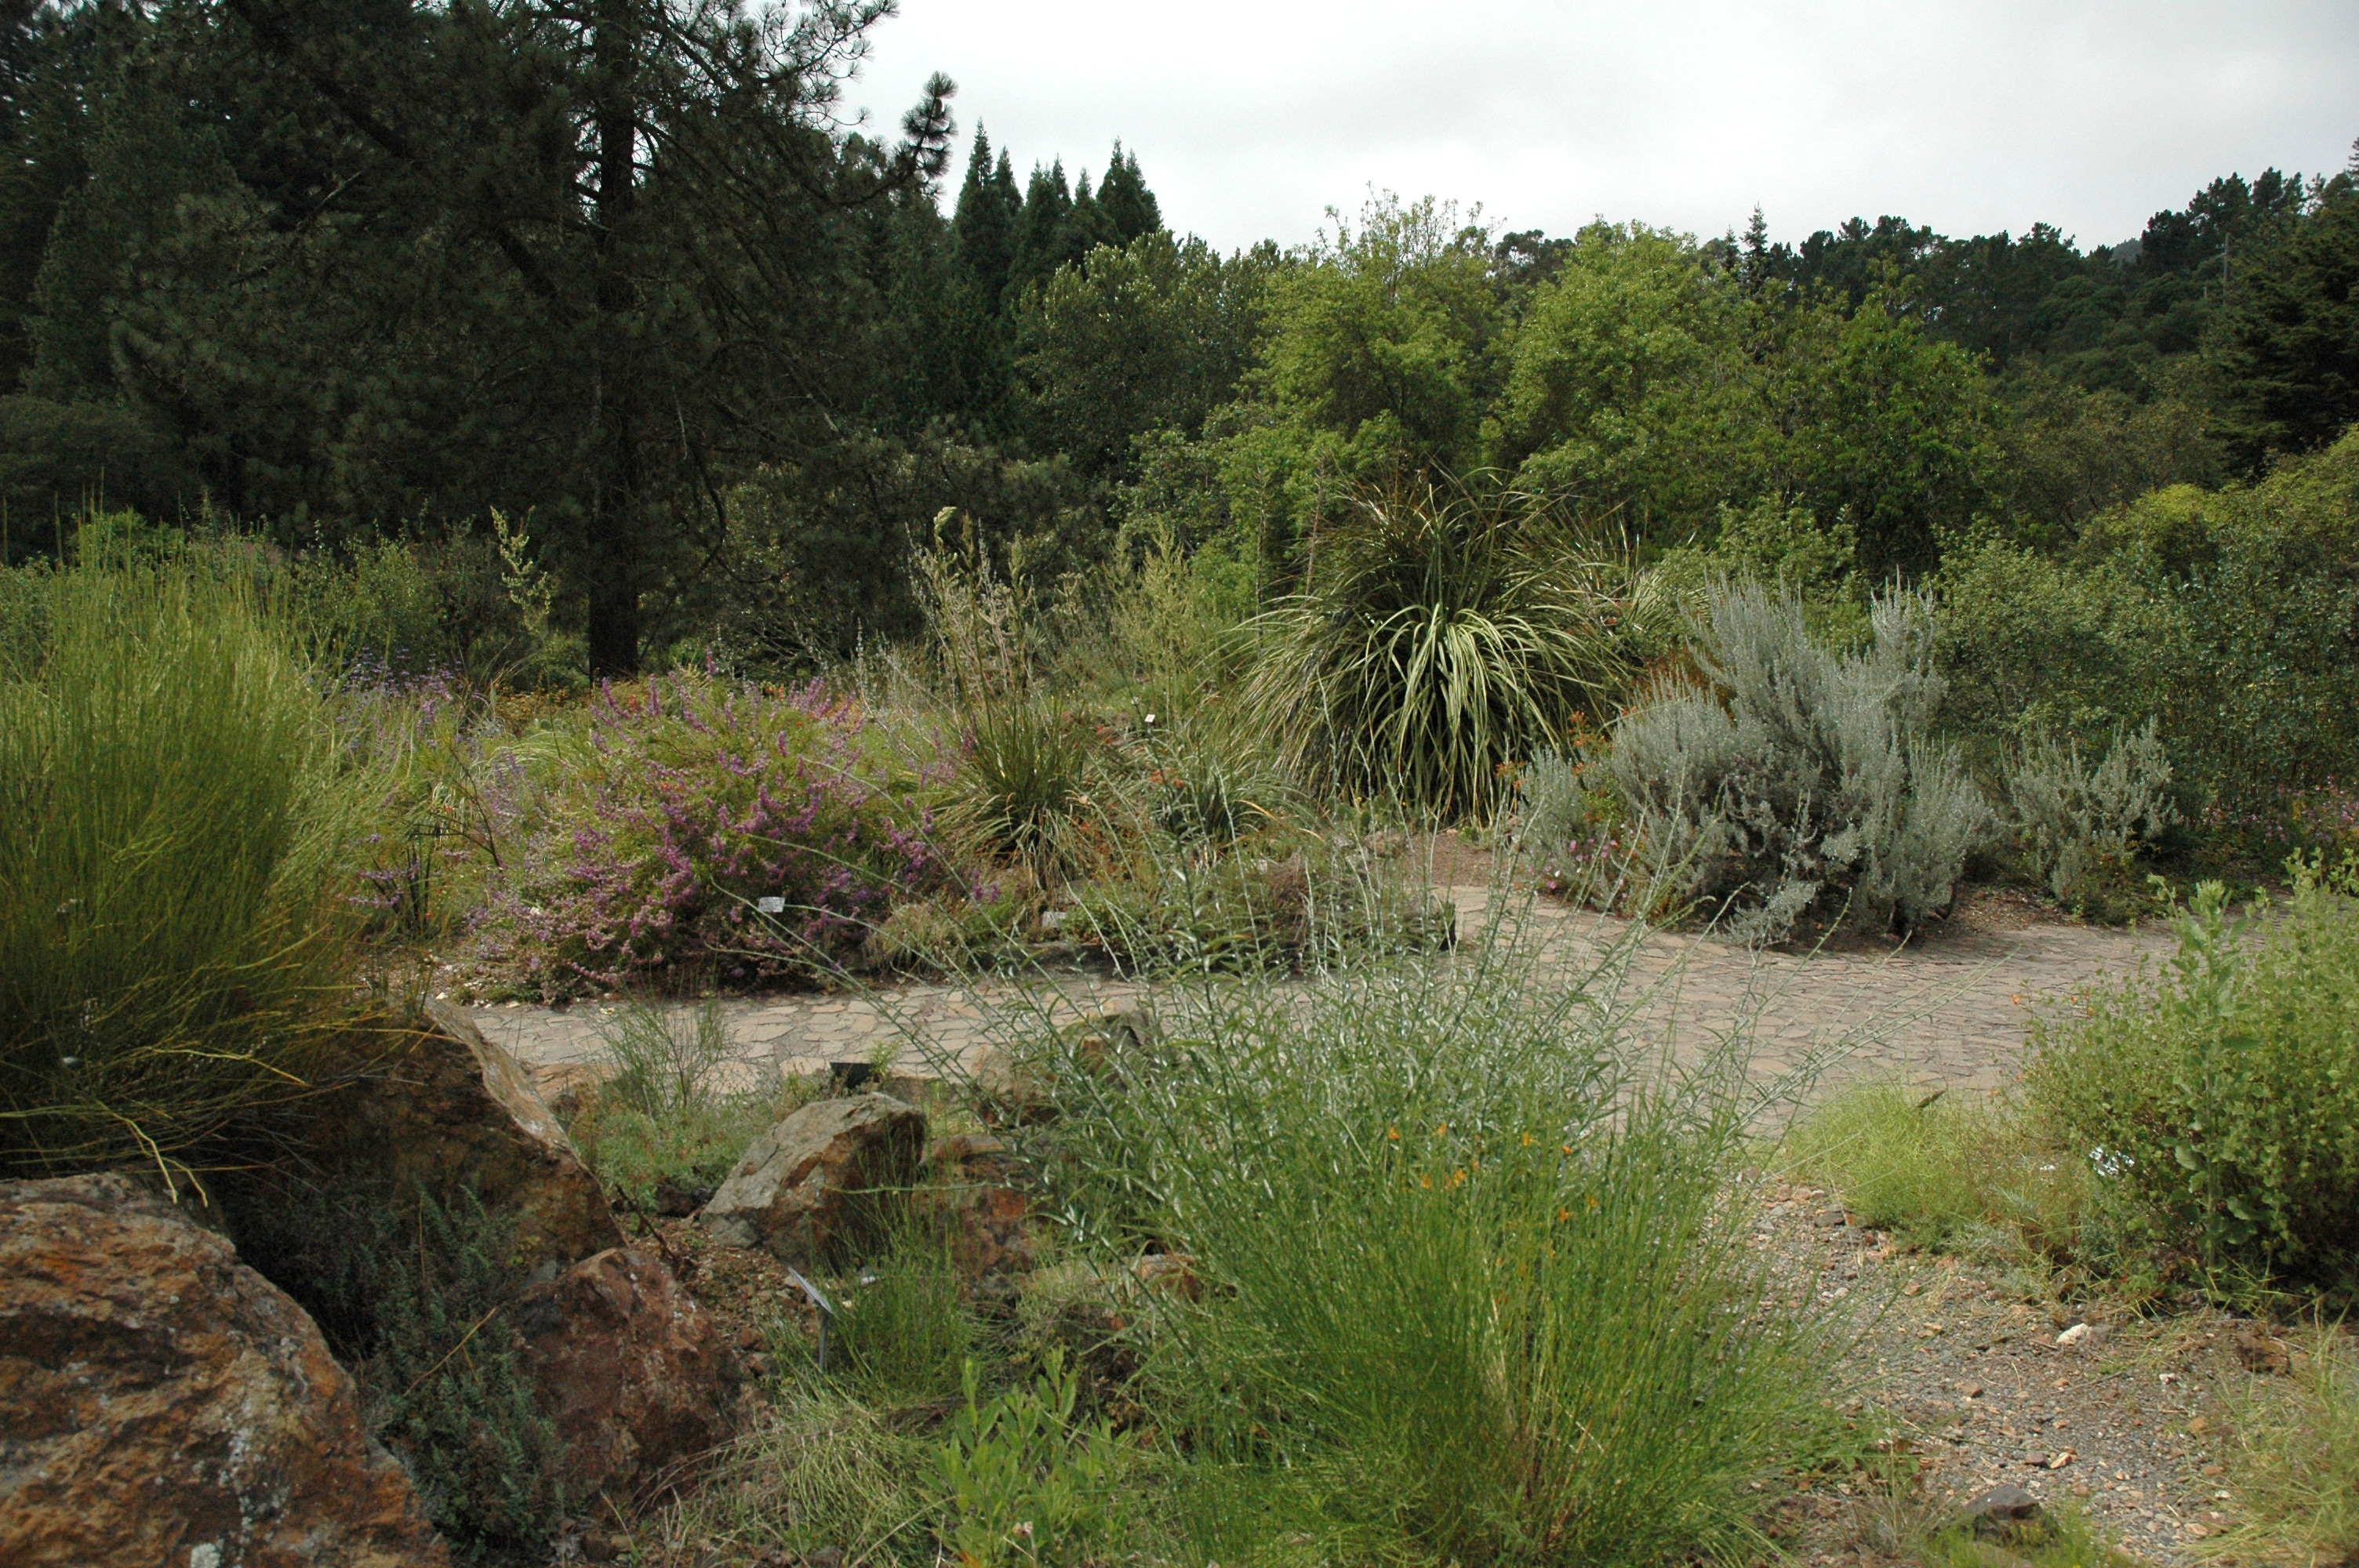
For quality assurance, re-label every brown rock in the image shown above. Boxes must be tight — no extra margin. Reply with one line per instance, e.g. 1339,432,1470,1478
921,1132,1035,1278
0,1173,449,1568
511,1247,740,1505
696,1094,925,1265
2234,1329,2295,1376
1958,1482,2046,1544
299,1001,620,1272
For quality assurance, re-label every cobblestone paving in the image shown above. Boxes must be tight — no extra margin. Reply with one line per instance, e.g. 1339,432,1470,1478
467,883,2177,1102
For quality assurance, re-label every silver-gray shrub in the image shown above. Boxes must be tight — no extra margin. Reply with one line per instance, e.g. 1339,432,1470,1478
1610,580,1997,942
2005,720,2177,905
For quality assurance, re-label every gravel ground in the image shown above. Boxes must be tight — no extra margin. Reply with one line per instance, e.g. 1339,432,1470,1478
1747,1178,2260,1566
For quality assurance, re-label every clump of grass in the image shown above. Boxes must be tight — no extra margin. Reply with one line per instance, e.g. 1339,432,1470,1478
828,1218,976,1403
1780,1081,2098,1261
2212,1322,2359,1566
642,1392,940,1566
1914,1501,2144,1568
0,557,369,1180
1009,914,1846,1565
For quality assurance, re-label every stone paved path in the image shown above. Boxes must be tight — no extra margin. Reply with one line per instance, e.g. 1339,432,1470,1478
467,884,2177,1103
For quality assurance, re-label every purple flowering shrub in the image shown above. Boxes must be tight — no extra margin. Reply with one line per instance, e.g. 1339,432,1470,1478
480,674,953,993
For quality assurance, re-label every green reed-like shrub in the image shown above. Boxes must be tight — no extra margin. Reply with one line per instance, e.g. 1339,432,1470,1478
1244,474,1674,821
1001,923,1841,1565
0,561,366,1178
2026,862,2359,1288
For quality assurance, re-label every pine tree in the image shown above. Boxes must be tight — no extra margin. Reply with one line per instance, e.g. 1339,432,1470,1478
1055,168,1117,271
949,125,1018,310
1009,158,1071,296
1096,140,1161,245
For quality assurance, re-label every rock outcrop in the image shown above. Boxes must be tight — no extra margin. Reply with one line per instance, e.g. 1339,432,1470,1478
0,1173,449,1568
921,1131,1035,1279
299,1000,620,1272
696,1094,925,1264
511,1247,740,1504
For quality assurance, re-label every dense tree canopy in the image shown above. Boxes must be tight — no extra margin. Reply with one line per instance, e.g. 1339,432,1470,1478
0,2,2348,670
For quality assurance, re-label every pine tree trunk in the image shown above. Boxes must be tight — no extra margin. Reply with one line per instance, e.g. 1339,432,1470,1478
586,0,641,678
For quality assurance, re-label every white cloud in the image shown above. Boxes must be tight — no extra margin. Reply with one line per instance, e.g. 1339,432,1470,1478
846,0,2359,253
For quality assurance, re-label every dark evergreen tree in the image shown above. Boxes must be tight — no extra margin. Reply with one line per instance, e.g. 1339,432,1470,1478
2213,181,2359,461
1095,140,1160,245
1055,167,1118,270
1009,158,1070,296
948,125,1019,310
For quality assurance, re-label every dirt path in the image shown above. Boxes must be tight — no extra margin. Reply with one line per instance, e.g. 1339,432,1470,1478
466,883,2176,1104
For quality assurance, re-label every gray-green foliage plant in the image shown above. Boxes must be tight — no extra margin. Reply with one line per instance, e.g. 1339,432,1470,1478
2005,720,2178,907
2026,863,2359,1287
0,558,367,1178
1244,474,1675,821
1611,580,1997,942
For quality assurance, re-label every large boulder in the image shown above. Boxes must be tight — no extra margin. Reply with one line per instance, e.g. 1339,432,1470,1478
293,1000,620,1273
696,1094,925,1265
511,1247,740,1505
0,1173,449,1568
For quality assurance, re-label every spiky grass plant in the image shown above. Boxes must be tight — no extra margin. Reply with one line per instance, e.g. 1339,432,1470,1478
1245,474,1675,821
0,560,368,1181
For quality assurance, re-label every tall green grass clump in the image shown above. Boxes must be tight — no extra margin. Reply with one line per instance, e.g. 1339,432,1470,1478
1245,474,1673,821
1781,1082,2096,1260
2026,861,2359,1290
0,561,365,1178
1016,924,1842,1564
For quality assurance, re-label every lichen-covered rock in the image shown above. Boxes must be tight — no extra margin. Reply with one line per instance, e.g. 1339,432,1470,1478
921,1132,1035,1279
511,1247,740,1504
696,1094,924,1264
309,1001,620,1272
0,1172,449,1568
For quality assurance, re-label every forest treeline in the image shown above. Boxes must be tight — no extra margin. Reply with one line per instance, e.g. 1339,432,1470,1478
1,0,2353,673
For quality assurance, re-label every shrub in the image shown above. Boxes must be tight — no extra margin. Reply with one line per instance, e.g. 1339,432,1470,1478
479,673,949,994
1610,581,1997,942
1009,928,1841,1565
830,1222,975,1403
1243,474,1673,821
2005,720,2179,910
2024,862,2359,1288
1512,727,1634,906
0,561,367,1178
943,697,1103,881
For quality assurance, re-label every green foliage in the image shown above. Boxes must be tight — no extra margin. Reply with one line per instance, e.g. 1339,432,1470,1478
1014,928,1841,1566
596,999,734,1123
371,1187,567,1550
0,557,367,1178
656,1392,940,1564
1501,222,1754,531
0,397,199,554
1015,231,1270,481
947,698,1103,880
1244,474,1669,820
1611,582,1997,940
1780,1083,2098,1259
936,1350,1134,1568
2025,866,2359,1288
2213,183,2359,463
1936,430,2359,830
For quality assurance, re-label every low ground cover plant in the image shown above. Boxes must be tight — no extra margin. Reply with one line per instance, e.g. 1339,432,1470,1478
2214,1320,2359,1566
2025,860,2359,1294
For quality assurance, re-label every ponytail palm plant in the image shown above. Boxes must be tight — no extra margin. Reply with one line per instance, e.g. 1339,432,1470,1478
1245,474,1676,820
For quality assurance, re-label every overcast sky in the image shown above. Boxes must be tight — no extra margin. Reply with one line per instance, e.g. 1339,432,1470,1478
846,0,2359,256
